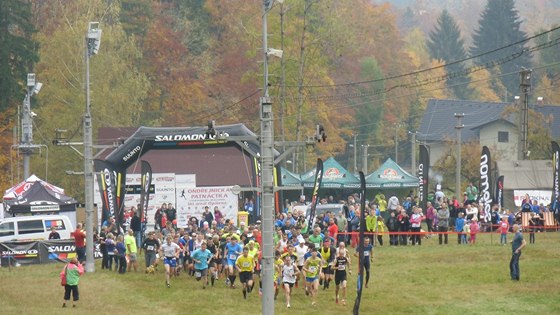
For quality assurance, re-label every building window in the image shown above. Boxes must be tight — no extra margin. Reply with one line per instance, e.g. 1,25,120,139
498,131,509,143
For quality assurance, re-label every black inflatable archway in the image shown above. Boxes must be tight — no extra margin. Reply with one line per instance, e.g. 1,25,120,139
95,123,265,228
105,123,262,166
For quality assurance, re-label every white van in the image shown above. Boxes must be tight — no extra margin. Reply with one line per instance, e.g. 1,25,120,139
0,215,74,242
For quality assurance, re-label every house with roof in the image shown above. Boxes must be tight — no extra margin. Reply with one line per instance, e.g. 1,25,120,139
418,99,560,166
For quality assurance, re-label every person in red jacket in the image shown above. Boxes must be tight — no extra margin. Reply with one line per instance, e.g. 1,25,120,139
73,223,86,263
499,217,510,245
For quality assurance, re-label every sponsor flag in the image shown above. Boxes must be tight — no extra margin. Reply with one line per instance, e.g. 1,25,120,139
418,145,429,212
94,159,117,225
139,160,153,237
477,146,493,222
552,141,560,215
307,159,324,231
495,176,504,210
353,171,366,315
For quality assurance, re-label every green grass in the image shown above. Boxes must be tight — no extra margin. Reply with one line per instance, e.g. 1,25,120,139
1,232,559,315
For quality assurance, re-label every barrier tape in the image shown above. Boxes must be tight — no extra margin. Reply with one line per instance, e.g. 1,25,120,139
338,226,560,236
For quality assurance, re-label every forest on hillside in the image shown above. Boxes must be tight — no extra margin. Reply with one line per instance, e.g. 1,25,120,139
1,0,559,200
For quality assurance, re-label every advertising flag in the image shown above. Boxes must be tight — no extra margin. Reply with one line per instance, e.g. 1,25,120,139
94,159,117,225
477,146,493,222
353,171,366,315
418,145,430,212
139,160,153,226
495,175,504,210
307,159,324,231
552,141,559,215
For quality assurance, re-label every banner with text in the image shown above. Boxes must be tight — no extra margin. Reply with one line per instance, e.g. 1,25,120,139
513,190,552,207
176,186,238,227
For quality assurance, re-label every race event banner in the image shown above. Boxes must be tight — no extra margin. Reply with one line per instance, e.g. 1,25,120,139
176,186,238,227
513,190,552,207
0,241,40,266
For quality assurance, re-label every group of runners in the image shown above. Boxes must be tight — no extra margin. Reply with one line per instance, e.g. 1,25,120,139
137,221,373,308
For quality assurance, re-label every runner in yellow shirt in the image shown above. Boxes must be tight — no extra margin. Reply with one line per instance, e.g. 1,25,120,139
303,247,322,306
235,247,255,299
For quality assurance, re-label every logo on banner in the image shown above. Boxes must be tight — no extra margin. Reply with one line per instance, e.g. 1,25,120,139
324,168,343,179
154,133,230,142
479,153,492,221
123,145,141,162
418,164,425,201
103,168,116,217
380,168,401,180
155,176,174,182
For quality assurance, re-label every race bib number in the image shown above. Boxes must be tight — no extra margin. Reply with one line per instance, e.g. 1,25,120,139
242,262,251,268
195,271,201,278
364,251,370,256
229,254,236,260
338,265,345,271
309,266,317,273
147,245,154,251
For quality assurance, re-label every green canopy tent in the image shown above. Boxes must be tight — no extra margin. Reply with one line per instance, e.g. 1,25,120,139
301,157,360,188
279,167,303,186
365,158,419,188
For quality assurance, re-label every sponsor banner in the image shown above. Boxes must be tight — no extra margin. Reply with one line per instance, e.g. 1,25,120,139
30,205,60,212
513,190,552,207
94,159,118,226
552,141,559,209
495,176,504,209
0,241,41,266
353,171,366,314
477,146,493,222
176,174,196,187
307,159,324,231
418,145,430,212
176,186,238,227
139,161,153,224
40,239,103,263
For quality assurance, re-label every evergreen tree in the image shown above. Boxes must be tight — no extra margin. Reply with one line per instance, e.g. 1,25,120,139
427,9,472,99
534,26,560,79
470,0,531,100
0,0,39,111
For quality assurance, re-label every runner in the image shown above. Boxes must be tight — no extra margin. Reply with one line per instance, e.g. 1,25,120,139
303,247,322,306
354,236,373,288
319,240,336,289
332,248,350,305
274,250,284,300
207,235,221,286
191,241,213,289
160,235,181,288
235,247,255,299
225,237,243,288
282,254,299,308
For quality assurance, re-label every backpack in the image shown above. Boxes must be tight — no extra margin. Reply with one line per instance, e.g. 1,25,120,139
60,265,68,286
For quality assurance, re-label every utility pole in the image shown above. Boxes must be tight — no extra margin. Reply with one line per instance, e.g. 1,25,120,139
362,144,369,173
395,124,399,164
519,69,531,160
84,22,102,273
261,1,274,314
21,73,42,180
353,134,357,173
455,113,464,197
410,131,417,176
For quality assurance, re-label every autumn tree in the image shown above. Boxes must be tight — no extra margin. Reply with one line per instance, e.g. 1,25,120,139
30,0,150,200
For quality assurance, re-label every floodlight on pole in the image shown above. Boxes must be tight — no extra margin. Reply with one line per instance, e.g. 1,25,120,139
21,73,42,180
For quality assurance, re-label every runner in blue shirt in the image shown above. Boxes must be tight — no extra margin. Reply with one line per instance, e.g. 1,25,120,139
225,238,243,288
191,242,213,289
354,237,373,288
